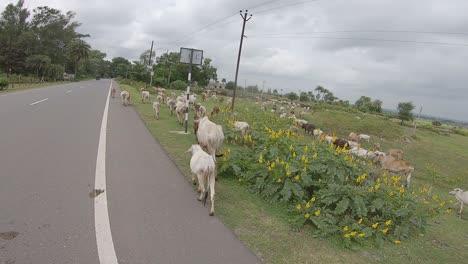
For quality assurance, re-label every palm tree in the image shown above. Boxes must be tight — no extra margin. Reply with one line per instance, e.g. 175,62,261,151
69,40,91,77
26,54,51,80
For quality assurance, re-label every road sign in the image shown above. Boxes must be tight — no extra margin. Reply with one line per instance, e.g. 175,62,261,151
179,48,203,65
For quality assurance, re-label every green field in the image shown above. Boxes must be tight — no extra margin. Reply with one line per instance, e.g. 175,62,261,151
119,82,468,264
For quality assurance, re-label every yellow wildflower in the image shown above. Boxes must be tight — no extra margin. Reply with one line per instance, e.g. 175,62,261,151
311,197,316,202
439,201,446,207
235,135,238,141
304,213,310,219
424,200,430,205
258,155,264,164
285,163,290,169
382,228,389,234
369,186,374,192
358,218,363,224
394,240,401,244
281,160,285,165
296,204,302,210
449,199,454,204
385,220,392,226
411,191,416,195
304,145,309,152
350,231,357,237
375,184,381,191
303,167,307,172
372,223,379,229
292,152,297,158
399,188,405,194
289,145,294,151
389,192,394,197
343,226,349,232
268,166,272,172
432,195,439,201
315,210,321,217
344,234,351,238
376,178,381,183
275,157,280,163
294,175,300,181
286,170,291,177
277,178,282,183
306,202,311,209
313,153,318,159
445,209,452,214
358,233,366,238
271,162,275,168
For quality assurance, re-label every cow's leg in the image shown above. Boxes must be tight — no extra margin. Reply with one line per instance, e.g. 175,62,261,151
460,203,464,214
191,173,197,186
197,174,205,201
209,174,215,216
406,173,412,188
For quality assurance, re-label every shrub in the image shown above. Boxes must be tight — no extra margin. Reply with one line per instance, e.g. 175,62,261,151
432,120,442,126
0,78,9,90
170,80,187,90
217,107,451,247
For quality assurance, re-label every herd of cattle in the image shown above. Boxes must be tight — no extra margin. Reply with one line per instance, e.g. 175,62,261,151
111,86,468,215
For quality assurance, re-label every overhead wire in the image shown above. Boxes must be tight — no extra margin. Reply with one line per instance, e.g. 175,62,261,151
248,35,468,47
253,0,320,15
250,30,468,37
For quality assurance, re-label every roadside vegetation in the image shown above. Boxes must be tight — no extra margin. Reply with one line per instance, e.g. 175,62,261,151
118,80,468,264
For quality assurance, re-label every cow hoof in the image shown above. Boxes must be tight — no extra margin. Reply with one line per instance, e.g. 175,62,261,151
197,197,202,201
209,212,214,216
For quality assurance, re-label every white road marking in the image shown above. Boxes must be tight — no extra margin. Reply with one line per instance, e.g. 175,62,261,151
29,98,48,106
66,90,72,93
1,90,30,97
94,80,118,264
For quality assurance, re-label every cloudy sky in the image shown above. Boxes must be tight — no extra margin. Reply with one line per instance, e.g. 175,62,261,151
2,0,468,121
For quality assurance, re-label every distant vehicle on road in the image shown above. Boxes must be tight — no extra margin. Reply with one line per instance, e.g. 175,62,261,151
96,76,101,80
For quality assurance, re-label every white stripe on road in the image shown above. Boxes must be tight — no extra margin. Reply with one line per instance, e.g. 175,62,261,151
29,98,48,106
66,90,72,93
1,90,30,97
94,80,118,264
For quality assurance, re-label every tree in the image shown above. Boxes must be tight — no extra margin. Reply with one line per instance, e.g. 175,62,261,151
110,57,131,77
370,99,383,113
286,92,298,101
0,0,30,75
196,58,217,87
225,81,235,90
170,80,186,90
221,78,226,84
273,89,278,94
355,96,382,113
397,102,415,125
26,54,50,79
68,40,90,76
299,92,309,102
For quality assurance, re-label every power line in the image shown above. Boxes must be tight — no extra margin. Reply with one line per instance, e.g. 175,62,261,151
162,1,286,46
247,0,285,11
163,13,239,45
251,30,468,37
254,0,319,14
249,35,468,46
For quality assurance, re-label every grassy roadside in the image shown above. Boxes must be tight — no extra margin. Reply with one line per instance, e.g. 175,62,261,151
119,82,468,264
0,81,68,94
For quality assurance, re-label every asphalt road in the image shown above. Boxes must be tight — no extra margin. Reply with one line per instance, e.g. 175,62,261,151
0,80,260,264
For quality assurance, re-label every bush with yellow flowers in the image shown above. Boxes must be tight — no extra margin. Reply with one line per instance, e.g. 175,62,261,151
214,105,451,247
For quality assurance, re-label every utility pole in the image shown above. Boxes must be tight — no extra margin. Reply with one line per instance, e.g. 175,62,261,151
231,10,252,112
146,40,154,89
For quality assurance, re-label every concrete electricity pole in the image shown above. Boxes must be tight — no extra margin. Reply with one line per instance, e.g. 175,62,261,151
146,40,154,89
231,10,252,112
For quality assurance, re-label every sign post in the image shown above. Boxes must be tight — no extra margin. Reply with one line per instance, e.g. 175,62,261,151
179,47,203,134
